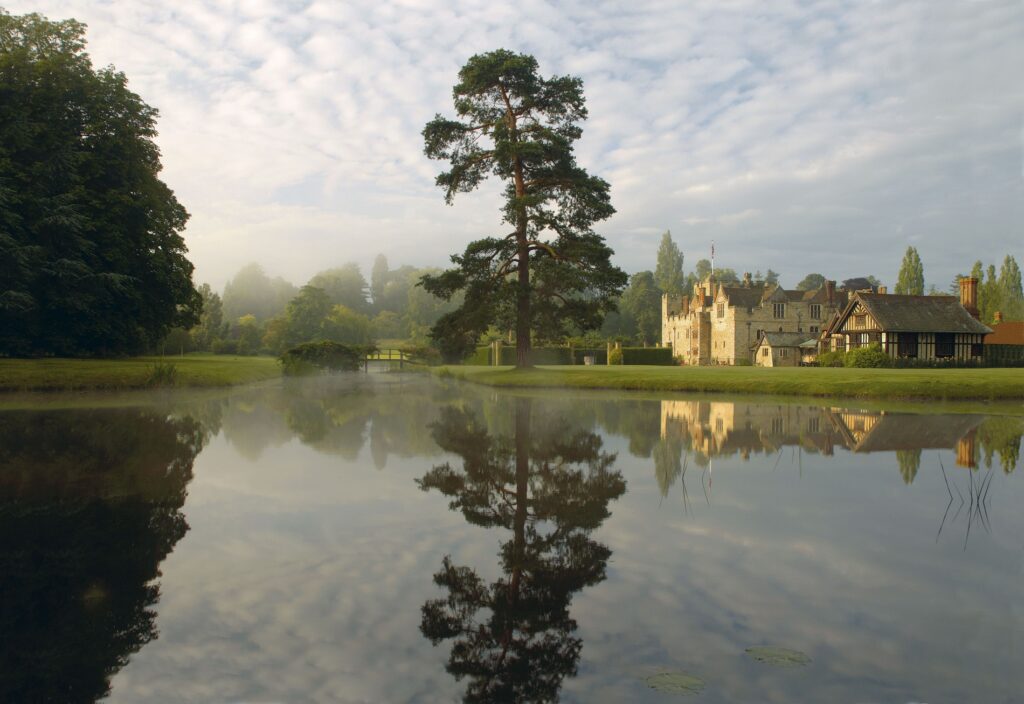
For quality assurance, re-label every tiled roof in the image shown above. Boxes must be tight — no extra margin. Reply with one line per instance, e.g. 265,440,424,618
855,294,992,334
754,332,816,349
985,321,1024,345
721,286,768,308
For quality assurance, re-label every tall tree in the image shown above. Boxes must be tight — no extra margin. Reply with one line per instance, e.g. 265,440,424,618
421,50,627,365
370,254,389,308
222,263,297,322
308,263,370,313
0,11,200,356
895,246,924,295
620,271,662,345
654,231,685,295
764,268,780,286
189,284,224,351
796,273,826,291
998,255,1023,317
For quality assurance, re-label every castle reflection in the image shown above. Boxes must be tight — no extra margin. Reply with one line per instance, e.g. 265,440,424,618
660,400,1020,479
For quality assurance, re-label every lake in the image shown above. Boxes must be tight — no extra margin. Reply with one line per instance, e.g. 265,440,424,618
1,374,1020,703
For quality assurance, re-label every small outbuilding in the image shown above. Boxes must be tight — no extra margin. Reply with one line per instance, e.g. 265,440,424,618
752,332,816,367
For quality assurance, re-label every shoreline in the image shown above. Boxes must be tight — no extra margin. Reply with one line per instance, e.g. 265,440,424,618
0,355,282,392
437,365,1024,408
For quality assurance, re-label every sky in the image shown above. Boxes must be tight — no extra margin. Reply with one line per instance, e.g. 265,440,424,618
6,0,1023,292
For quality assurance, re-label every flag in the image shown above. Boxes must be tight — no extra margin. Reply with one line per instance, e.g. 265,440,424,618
711,243,715,257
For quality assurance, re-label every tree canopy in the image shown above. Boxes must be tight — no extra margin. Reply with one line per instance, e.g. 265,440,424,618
420,50,627,364
0,10,200,356
796,273,826,291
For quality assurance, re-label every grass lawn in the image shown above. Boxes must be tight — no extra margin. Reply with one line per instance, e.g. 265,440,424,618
0,354,282,392
438,365,1024,403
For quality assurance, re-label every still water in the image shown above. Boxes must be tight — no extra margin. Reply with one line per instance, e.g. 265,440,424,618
0,374,1020,703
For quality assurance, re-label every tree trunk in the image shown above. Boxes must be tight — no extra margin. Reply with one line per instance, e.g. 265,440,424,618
502,84,531,368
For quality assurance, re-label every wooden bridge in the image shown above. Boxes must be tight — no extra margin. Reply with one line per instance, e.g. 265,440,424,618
363,349,411,371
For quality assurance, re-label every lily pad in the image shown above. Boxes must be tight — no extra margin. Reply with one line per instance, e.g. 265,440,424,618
644,672,706,695
745,646,811,668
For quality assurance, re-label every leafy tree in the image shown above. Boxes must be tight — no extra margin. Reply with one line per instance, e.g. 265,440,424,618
999,255,1023,301
795,273,826,291
321,305,374,345
654,231,685,294
283,285,331,347
620,271,661,345
895,246,924,295
764,268,780,286
234,314,262,355
980,264,1002,324
421,50,627,365
222,263,297,322
694,259,712,282
372,310,406,340
896,449,920,485
189,283,225,351
0,10,200,356
308,263,370,313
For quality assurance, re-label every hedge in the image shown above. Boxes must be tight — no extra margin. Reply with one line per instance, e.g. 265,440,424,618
468,345,673,365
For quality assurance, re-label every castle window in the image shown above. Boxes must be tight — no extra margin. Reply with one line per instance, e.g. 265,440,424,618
810,326,819,334
773,303,785,319
810,304,821,319
717,303,724,318
761,347,769,357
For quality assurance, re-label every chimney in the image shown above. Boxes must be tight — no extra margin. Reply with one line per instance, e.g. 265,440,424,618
959,277,979,319
825,280,835,306
743,272,752,287
877,285,887,295
994,311,1003,324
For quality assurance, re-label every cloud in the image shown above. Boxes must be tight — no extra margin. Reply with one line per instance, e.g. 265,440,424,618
5,0,1022,290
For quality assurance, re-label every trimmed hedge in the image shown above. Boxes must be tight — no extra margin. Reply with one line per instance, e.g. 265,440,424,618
467,345,673,365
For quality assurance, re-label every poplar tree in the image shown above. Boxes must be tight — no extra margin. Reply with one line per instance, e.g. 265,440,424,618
654,231,685,294
420,50,627,365
895,247,925,295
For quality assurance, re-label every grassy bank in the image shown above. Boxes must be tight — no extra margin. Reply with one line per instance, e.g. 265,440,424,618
438,365,1024,403
0,355,281,392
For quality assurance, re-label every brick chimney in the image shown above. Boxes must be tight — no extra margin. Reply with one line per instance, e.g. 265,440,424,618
743,272,752,287
825,280,835,306
959,277,979,319
994,311,1003,323
877,285,887,295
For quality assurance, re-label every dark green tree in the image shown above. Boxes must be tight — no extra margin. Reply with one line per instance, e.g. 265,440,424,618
895,247,924,295
654,230,685,295
282,285,331,347
420,50,627,365
189,283,224,351
795,273,826,291
0,11,200,356
764,268,780,286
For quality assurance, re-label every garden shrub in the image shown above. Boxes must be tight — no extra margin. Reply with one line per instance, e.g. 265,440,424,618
608,348,624,365
817,350,846,367
844,343,892,368
279,341,376,375
621,347,674,365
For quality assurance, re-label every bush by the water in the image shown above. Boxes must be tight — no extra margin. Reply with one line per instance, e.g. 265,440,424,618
279,341,376,375
817,344,892,368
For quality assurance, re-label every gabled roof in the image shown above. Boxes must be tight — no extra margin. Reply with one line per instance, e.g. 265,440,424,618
837,293,992,334
720,286,768,309
752,332,816,349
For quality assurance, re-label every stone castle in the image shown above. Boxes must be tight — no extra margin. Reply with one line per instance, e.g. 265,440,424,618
661,274,847,365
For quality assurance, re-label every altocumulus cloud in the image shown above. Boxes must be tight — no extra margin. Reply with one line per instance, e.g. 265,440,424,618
5,0,1022,289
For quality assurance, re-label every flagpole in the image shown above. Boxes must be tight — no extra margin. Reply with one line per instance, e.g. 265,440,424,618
711,241,715,282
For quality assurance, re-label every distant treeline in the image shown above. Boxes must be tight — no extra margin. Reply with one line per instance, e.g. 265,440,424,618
162,255,461,355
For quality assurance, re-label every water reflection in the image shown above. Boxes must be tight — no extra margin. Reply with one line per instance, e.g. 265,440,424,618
0,409,203,703
418,398,626,702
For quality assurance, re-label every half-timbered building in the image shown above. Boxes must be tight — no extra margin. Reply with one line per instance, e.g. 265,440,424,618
822,278,991,361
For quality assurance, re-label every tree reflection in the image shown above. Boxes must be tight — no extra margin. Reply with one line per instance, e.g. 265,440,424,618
418,398,625,702
0,408,202,703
